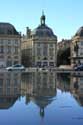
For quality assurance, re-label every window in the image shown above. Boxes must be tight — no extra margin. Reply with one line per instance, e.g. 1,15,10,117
7,46,11,53
14,40,19,46
6,79,10,87
0,46,4,53
7,40,11,45
49,62,54,66
43,62,48,67
81,41,83,45
14,79,18,86
37,48,41,56
49,44,53,47
80,52,83,55
14,56,19,59
7,60,12,66
6,88,10,95
0,40,4,45
43,73,48,84
0,55,4,59
37,43,41,47
0,88,3,95
49,48,54,56
37,56,40,60
14,61,19,65
14,47,18,54
0,79,3,87
43,44,48,56
14,88,18,94
36,62,41,67
50,56,53,60
7,56,11,59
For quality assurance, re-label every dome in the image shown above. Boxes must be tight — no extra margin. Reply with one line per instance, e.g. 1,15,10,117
33,96,53,109
32,25,56,37
75,26,83,37
31,13,57,38
0,23,19,35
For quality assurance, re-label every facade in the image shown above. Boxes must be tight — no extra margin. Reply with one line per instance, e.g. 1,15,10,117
57,39,71,66
0,23,21,68
71,26,83,67
21,13,57,67
32,71,56,117
70,76,83,106
21,71,56,116
0,72,21,109
32,13,57,67
21,27,32,67
57,39,71,50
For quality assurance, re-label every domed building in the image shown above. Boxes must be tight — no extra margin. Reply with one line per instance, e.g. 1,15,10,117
31,71,56,117
32,13,57,67
71,26,83,66
22,13,57,67
0,23,21,67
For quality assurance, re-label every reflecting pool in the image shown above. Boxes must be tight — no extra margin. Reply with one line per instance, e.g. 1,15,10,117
0,71,83,125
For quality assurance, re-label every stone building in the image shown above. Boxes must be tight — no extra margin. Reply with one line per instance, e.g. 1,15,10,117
0,23,21,67
71,26,83,67
57,39,71,66
21,27,32,67
21,13,57,67
32,13,57,67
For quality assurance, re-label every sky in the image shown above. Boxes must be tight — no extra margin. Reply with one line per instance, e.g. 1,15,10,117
0,0,83,41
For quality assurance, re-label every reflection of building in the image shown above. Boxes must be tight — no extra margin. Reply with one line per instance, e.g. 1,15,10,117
32,72,56,117
70,75,83,106
21,12,57,67
71,27,83,66
32,72,56,94
57,73,70,92
0,23,21,67
21,71,56,117
21,73,33,104
0,72,21,109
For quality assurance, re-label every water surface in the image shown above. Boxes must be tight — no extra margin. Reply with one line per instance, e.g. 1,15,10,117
0,71,83,125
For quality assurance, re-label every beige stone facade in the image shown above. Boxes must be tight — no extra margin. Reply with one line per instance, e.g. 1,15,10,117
21,14,57,67
21,28,32,67
71,27,83,67
32,13,57,67
0,23,21,68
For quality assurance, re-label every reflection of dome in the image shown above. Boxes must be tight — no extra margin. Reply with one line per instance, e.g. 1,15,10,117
31,13,57,38
0,23,19,35
0,97,18,109
33,96,53,109
33,95,54,118
75,26,83,37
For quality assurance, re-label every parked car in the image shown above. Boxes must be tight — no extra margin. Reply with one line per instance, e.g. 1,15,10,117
38,68,48,72
74,64,83,71
6,64,25,71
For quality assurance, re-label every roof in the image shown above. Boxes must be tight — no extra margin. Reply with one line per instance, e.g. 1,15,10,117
0,23,19,35
32,24,56,37
75,26,83,37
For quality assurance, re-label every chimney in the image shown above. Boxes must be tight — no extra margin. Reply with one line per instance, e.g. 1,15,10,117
26,27,31,38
